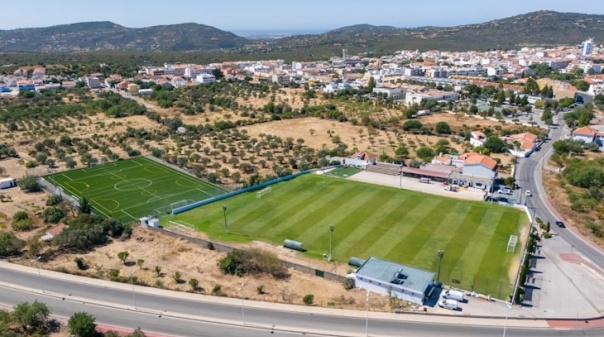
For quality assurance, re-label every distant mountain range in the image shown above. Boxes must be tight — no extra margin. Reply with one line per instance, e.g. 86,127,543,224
0,21,248,52
1,11,603,54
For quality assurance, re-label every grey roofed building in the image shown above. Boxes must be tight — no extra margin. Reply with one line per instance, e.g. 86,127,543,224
353,257,435,305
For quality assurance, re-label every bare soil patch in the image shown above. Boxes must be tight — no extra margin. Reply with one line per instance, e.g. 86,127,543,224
543,171,604,249
23,226,402,312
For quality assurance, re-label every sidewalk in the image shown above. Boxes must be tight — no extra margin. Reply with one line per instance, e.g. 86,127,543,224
0,261,562,329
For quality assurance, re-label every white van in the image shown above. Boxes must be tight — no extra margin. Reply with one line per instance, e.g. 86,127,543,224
438,299,459,310
419,177,431,184
441,290,465,302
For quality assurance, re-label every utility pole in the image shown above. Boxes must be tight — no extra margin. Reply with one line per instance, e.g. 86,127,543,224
222,205,228,233
328,224,335,262
436,250,444,286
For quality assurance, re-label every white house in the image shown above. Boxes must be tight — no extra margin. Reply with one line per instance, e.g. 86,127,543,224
503,132,539,158
373,87,405,100
470,131,486,147
572,126,603,146
459,153,498,179
353,257,435,305
195,74,216,84
342,151,378,168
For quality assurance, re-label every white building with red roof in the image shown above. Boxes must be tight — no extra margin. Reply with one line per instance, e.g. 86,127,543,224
502,132,540,158
572,126,603,146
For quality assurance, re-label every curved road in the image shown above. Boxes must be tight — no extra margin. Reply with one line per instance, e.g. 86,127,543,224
516,117,604,269
1,263,602,337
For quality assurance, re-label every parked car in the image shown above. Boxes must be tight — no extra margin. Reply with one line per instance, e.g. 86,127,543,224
499,187,513,195
441,290,466,302
438,299,459,311
525,190,532,197
556,221,566,228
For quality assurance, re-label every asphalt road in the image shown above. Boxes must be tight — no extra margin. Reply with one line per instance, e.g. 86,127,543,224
1,266,603,337
515,117,604,269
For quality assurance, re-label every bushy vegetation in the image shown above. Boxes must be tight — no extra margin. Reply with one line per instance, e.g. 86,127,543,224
218,249,289,279
0,232,26,257
55,214,131,251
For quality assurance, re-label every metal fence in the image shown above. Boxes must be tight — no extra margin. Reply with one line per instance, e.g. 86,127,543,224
172,165,342,215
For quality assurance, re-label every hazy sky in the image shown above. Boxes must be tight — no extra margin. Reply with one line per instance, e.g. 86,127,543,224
2,0,604,31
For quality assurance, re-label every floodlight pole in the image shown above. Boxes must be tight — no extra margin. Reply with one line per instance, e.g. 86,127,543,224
328,224,335,262
223,205,228,233
436,250,444,286
399,166,403,189
503,302,512,337
128,268,138,310
239,282,246,325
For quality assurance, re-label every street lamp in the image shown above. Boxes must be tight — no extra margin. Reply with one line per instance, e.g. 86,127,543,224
328,224,335,262
399,165,403,189
128,268,138,310
239,282,246,325
222,205,228,233
503,301,512,337
436,250,444,286
365,291,369,337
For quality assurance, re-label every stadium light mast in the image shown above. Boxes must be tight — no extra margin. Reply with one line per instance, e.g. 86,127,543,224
222,205,228,233
328,224,335,262
436,249,444,286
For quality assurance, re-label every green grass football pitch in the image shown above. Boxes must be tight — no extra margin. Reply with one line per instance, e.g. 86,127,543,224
167,173,527,297
46,157,227,223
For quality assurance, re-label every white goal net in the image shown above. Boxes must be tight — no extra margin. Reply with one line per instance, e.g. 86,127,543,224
170,200,190,212
257,186,272,199
507,235,518,253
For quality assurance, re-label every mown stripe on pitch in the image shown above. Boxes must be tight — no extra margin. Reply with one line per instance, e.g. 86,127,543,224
269,184,374,241
381,198,452,264
331,193,411,260
438,205,489,284
233,177,336,233
475,209,522,286
451,207,505,291
354,192,419,260
296,188,396,253
407,200,470,269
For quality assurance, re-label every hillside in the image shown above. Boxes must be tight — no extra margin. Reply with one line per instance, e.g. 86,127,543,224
0,21,249,52
265,11,604,56
1,11,604,54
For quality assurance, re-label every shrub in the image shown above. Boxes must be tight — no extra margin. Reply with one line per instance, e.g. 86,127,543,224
74,257,87,270
212,284,225,296
189,278,199,291
206,242,215,250
154,265,162,277
587,222,603,237
17,175,41,192
218,249,288,279
13,211,29,222
68,311,96,337
108,269,120,279
117,251,129,264
342,277,355,290
172,271,182,283
12,218,34,232
303,294,314,306
257,285,266,295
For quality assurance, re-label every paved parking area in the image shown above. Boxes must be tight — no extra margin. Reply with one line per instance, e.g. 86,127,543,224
348,171,486,201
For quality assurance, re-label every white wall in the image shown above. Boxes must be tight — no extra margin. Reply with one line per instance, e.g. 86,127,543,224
354,275,425,305
462,164,496,179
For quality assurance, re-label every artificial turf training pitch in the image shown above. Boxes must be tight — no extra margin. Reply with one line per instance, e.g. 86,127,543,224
46,157,227,223
167,172,527,297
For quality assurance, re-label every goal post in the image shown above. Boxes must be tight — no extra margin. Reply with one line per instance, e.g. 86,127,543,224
507,235,518,253
170,200,190,212
256,186,272,199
